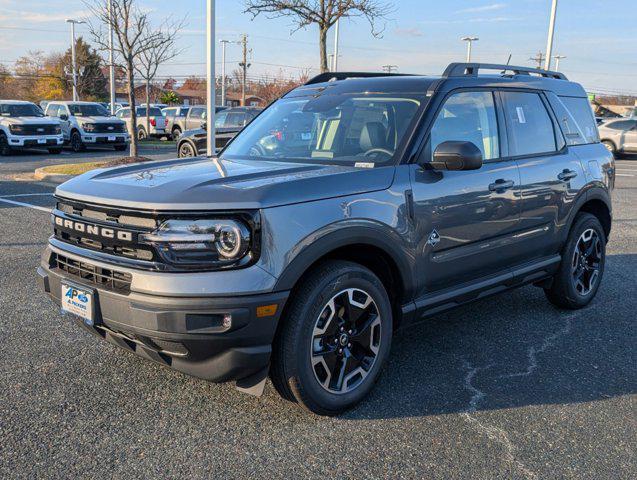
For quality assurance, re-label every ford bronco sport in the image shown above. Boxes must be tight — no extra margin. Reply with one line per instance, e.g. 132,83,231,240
38,63,614,415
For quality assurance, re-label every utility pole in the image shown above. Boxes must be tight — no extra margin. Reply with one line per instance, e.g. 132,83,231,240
238,34,251,106
108,0,116,114
553,54,566,71
544,0,559,70
206,0,216,157
461,36,479,62
530,52,545,69
66,19,85,101
382,65,398,73
333,18,340,72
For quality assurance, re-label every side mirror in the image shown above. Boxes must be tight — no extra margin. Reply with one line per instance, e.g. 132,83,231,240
430,141,483,171
59,114,69,121
202,122,207,131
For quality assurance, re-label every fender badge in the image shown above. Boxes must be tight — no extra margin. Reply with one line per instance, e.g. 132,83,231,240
427,229,441,246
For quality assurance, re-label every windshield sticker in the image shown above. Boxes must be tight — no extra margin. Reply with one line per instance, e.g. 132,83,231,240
516,106,526,124
355,162,375,169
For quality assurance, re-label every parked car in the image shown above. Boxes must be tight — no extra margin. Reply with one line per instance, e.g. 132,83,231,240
598,118,637,155
164,105,228,140
0,100,63,155
45,101,130,152
115,106,167,139
176,107,263,157
39,63,614,415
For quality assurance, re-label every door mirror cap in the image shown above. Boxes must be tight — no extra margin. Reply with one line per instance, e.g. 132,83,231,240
431,141,483,171
59,114,69,121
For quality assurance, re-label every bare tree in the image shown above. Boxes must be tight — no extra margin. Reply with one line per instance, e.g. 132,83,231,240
244,0,393,72
134,19,185,140
84,0,169,157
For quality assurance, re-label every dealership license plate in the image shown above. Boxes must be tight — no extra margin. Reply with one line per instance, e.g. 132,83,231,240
108,136,116,141
37,138,46,144
61,284,94,325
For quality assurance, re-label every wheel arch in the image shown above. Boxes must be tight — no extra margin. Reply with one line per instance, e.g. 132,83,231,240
565,187,612,242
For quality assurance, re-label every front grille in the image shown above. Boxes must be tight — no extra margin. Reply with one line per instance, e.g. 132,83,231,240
92,123,126,133
51,253,132,294
14,124,58,135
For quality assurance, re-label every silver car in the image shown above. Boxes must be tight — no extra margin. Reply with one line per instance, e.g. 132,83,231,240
598,118,637,155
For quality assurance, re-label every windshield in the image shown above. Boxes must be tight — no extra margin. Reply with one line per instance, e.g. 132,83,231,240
221,94,424,166
69,104,109,116
0,103,44,117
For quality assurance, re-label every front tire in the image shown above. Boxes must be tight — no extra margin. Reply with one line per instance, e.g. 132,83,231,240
271,261,392,416
178,142,196,158
70,131,85,152
545,213,606,309
0,133,12,156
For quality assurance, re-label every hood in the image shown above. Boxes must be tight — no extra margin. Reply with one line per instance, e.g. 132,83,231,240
2,116,60,125
56,157,395,211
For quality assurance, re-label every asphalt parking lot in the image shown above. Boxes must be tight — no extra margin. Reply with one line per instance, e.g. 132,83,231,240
0,155,635,479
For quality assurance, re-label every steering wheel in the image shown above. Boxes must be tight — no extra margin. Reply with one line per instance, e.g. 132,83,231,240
248,143,267,157
363,148,394,159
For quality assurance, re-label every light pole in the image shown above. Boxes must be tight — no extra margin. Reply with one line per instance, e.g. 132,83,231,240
219,39,240,107
66,19,86,101
206,0,216,157
333,18,340,72
553,55,566,71
461,37,479,62
108,0,116,114
544,0,559,70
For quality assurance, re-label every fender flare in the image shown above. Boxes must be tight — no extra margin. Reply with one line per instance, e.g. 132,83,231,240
273,222,416,302
561,185,612,244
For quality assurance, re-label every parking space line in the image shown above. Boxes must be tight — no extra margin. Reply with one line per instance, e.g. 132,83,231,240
616,173,634,177
0,197,52,213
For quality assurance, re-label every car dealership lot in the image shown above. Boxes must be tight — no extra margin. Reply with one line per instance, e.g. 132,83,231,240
0,160,635,478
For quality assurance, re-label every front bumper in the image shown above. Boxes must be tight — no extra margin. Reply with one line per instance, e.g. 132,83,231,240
81,133,130,144
38,244,289,389
8,135,64,147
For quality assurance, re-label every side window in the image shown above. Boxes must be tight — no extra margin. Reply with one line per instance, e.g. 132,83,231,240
501,92,556,156
559,96,600,144
607,120,636,131
226,112,246,127
430,91,500,161
215,112,228,127
46,105,58,117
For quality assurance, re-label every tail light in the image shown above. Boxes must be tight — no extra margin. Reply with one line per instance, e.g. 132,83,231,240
150,118,157,127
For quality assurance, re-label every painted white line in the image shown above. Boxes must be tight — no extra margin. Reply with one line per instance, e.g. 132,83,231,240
616,169,637,172
0,193,54,198
616,173,634,177
0,197,51,213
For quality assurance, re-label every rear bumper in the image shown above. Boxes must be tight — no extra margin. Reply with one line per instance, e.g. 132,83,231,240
37,250,289,387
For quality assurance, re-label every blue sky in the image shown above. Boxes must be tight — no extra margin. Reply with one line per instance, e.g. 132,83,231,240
0,0,635,94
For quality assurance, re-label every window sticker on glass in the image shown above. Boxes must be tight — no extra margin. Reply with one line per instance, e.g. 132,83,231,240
516,106,526,124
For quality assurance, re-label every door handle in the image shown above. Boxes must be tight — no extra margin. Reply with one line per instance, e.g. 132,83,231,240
558,169,578,181
489,179,515,192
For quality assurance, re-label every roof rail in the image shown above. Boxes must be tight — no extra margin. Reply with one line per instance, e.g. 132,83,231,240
304,71,412,86
442,62,568,80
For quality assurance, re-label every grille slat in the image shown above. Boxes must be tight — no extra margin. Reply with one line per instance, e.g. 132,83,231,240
91,123,126,133
51,253,132,294
14,124,58,135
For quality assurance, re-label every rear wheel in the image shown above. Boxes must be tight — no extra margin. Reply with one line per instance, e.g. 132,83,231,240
178,142,196,158
70,131,85,152
171,127,182,140
545,213,606,309
0,133,12,156
271,261,392,416
137,127,147,140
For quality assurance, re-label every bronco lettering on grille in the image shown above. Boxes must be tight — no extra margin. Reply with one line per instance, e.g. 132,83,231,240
54,216,133,242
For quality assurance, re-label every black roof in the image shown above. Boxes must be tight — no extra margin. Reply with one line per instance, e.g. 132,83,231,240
290,62,586,98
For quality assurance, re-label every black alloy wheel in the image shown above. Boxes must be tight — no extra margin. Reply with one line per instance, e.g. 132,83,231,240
571,228,602,296
178,142,196,158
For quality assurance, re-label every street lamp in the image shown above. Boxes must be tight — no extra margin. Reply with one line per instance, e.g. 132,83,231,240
108,0,116,114
206,0,216,157
333,18,340,72
544,0,559,70
461,36,479,63
66,19,86,102
553,55,566,71
219,39,240,107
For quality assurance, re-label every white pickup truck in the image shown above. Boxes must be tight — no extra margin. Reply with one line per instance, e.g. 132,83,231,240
0,100,64,155
45,101,130,152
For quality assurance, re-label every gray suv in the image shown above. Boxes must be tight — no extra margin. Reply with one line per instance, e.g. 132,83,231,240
38,63,615,415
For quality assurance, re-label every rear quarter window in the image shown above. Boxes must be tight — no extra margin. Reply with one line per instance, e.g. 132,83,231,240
558,96,600,145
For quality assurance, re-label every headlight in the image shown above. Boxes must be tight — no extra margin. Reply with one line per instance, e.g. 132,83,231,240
82,123,96,132
9,125,25,134
141,218,254,269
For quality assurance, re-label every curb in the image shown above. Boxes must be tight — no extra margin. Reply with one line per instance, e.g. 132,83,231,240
34,167,73,183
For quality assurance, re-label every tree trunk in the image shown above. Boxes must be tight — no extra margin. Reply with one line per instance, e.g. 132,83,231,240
126,58,138,157
145,81,150,142
319,26,329,73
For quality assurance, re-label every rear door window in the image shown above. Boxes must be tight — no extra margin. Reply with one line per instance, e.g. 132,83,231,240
501,92,556,156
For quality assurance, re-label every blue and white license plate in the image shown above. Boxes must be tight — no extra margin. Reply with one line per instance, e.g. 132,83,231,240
37,138,46,144
107,135,116,142
61,283,94,325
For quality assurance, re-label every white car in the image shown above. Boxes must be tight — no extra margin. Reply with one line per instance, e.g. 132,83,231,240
116,106,167,140
45,101,130,152
0,100,64,155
